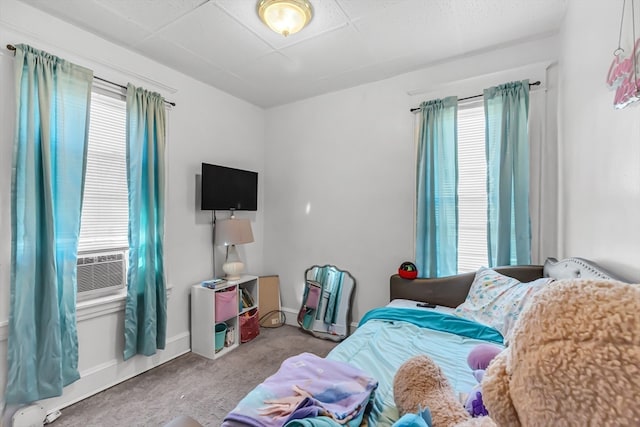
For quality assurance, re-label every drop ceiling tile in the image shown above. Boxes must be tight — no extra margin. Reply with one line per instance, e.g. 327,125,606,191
214,0,349,50
197,69,258,103
280,25,376,80
16,0,567,108
19,0,152,47
230,51,304,84
351,0,456,63
316,63,385,91
442,0,567,53
135,35,223,80
335,0,415,20
137,36,264,104
156,2,272,69
374,54,441,80
94,0,208,32
233,79,319,108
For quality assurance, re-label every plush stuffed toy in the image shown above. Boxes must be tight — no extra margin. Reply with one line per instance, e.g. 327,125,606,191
393,355,494,427
463,344,502,417
393,279,640,426
481,278,640,426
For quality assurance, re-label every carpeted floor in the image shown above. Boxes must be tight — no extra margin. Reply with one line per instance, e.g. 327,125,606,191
52,325,337,427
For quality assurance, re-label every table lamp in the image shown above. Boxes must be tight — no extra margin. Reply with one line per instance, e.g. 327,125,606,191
215,216,254,279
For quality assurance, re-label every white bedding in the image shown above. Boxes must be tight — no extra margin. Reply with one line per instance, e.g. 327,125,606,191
386,298,457,315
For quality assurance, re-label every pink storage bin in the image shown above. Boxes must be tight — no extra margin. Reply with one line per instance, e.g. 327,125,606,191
215,286,238,322
240,308,260,343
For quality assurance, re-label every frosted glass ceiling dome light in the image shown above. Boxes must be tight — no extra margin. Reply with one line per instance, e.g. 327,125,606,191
257,0,313,37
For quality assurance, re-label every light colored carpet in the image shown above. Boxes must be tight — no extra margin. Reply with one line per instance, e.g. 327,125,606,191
53,325,337,427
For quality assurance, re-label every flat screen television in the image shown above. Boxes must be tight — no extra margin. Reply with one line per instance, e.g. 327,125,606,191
201,163,258,211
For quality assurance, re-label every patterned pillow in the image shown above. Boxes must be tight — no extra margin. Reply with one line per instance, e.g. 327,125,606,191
454,267,553,339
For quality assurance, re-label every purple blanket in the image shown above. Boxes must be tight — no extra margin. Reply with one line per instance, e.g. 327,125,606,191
222,352,378,427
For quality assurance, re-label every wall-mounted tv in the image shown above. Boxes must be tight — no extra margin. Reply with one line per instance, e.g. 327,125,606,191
201,163,258,211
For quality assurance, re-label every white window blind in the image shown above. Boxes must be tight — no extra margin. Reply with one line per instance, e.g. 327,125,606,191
78,92,129,253
457,103,488,272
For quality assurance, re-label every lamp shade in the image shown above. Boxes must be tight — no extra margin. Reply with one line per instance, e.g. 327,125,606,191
215,218,254,246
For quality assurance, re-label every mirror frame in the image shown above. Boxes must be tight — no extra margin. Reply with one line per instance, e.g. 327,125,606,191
299,264,356,342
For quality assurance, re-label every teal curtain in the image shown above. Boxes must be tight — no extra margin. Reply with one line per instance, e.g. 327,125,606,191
484,80,531,267
7,44,92,404
416,96,458,277
123,84,167,360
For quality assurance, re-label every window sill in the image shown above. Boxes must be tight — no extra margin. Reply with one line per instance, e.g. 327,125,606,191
77,286,173,322
0,287,173,341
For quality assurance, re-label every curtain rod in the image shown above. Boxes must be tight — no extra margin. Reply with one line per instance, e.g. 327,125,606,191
6,44,176,107
410,80,541,113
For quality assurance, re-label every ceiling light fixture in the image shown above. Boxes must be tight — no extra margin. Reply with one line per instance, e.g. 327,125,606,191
257,0,313,37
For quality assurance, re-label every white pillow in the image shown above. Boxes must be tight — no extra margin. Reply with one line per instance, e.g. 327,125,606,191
454,267,553,339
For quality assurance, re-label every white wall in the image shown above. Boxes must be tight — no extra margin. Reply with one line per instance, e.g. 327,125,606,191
558,0,640,280
0,0,265,412
263,35,562,321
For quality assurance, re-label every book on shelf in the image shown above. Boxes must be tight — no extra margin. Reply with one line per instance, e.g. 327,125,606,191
201,278,227,289
241,288,255,308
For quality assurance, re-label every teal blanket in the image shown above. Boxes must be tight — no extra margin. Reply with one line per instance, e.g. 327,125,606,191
358,307,503,345
227,307,504,427
329,307,504,426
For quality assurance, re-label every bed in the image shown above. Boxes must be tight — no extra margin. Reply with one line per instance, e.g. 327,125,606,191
223,257,628,427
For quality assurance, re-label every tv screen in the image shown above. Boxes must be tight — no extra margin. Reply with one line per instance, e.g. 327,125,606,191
201,163,258,211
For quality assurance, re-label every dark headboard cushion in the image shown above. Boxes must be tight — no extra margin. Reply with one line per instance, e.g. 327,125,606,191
390,265,544,308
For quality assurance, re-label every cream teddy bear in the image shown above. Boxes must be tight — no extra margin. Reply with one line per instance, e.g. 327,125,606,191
394,279,640,426
393,354,495,427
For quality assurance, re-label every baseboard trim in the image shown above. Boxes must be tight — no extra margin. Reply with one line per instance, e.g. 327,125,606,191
40,331,191,414
281,306,299,327
0,320,7,342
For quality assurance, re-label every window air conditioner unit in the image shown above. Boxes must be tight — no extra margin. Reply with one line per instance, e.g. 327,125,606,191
77,251,126,299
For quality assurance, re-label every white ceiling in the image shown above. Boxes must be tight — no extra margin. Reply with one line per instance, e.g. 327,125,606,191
19,0,568,108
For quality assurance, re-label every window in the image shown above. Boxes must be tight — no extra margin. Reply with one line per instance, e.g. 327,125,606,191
457,102,488,272
78,91,128,253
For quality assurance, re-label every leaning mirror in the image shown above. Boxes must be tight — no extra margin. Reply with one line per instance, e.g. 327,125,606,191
297,265,355,342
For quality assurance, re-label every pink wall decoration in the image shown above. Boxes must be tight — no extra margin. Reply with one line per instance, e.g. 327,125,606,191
606,38,640,109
